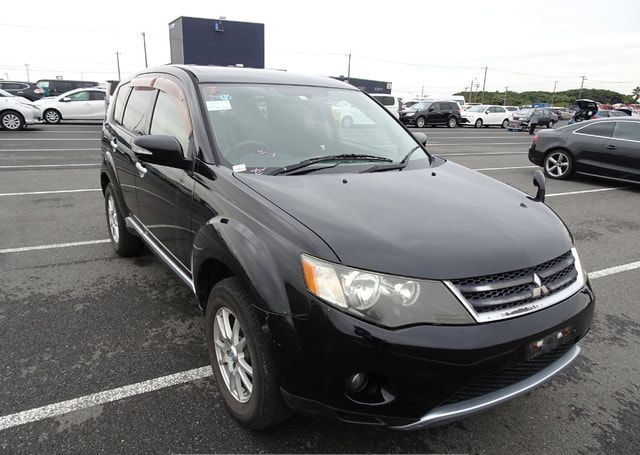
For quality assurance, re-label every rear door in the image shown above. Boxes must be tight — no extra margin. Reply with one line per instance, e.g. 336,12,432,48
492,106,508,125
571,121,615,176
426,102,442,124
603,121,640,181
135,77,194,266
89,91,107,119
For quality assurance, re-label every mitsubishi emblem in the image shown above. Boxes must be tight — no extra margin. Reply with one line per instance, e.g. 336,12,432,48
531,273,550,298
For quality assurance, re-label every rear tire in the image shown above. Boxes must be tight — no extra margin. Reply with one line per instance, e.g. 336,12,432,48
43,109,61,124
447,116,458,128
206,277,291,429
501,118,509,128
415,116,426,128
1,111,25,130
104,184,143,256
474,118,483,128
543,149,574,180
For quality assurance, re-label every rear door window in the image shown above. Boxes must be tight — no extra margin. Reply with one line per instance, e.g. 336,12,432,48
122,87,157,134
577,122,615,138
612,122,640,142
90,91,106,101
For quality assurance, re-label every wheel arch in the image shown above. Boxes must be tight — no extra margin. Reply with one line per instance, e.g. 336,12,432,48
192,217,290,316
0,109,25,125
43,107,62,120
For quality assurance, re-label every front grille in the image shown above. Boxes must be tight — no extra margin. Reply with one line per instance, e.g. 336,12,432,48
450,251,578,316
442,342,574,405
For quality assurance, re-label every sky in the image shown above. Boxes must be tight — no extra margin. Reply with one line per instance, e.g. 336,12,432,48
2,0,639,100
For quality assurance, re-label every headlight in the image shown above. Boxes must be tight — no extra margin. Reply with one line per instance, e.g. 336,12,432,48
404,112,415,117
301,254,474,327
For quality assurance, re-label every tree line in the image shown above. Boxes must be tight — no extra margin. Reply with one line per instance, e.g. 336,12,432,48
455,87,640,107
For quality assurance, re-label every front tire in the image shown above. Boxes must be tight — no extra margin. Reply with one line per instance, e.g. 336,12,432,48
206,277,291,429
43,109,61,124
474,118,483,128
1,111,25,130
104,184,142,256
543,149,574,180
341,115,353,128
415,116,426,128
547,120,555,128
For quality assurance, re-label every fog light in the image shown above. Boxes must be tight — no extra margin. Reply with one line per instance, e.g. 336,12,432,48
346,372,369,393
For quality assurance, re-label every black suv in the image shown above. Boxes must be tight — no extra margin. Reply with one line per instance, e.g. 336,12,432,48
0,81,44,101
101,65,593,430
399,101,460,128
35,79,98,97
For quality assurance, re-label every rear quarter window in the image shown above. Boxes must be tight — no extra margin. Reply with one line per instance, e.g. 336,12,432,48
112,84,131,125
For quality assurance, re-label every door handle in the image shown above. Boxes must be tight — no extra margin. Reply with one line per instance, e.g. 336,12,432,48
136,161,148,177
605,145,617,150
110,139,118,150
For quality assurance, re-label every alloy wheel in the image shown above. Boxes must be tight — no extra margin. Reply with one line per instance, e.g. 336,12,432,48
416,117,425,128
213,307,253,403
545,152,570,177
448,117,457,128
2,113,21,130
107,195,119,243
45,110,60,123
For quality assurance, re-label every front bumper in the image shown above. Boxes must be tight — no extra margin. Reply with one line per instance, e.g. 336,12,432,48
399,115,416,125
23,108,43,125
267,284,594,428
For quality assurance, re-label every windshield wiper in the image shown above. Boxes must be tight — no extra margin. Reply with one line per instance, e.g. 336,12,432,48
271,154,393,176
359,145,422,173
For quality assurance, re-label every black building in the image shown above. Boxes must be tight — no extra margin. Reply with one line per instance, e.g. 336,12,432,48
332,76,392,94
169,16,265,68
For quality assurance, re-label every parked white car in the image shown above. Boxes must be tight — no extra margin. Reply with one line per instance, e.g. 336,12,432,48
331,100,375,127
35,88,107,124
0,88,42,130
370,94,402,118
461,104,512,128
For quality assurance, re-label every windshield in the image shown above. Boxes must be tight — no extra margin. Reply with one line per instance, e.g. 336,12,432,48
0,89,13,97
411,102,432,110
466,105,487,112
200,84,426,174
516,109,534,115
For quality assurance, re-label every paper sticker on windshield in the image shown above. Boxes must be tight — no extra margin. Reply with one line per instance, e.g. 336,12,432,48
206,100,232,111
232,164,247,173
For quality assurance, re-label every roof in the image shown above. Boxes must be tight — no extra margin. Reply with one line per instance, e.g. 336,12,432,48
171,65,357,89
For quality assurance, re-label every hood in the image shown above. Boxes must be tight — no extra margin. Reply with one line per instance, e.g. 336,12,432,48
235,162,573,279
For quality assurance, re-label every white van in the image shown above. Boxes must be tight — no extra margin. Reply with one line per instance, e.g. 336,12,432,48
423,95,466,108
371,94,402,118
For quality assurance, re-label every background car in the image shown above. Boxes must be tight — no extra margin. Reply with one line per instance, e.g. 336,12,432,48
0,88,42,130
511,108,557,129
0,81,45,101
35,79,99,97
592,109,629,119
35,88,107,124
370,94,402,118
460,105,512,128
330,100,375,127
529,118,640,182
399,100,460,128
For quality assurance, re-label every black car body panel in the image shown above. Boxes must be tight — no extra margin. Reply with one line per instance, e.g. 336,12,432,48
529,118,640,183
99,65,594,428
399,101,460,127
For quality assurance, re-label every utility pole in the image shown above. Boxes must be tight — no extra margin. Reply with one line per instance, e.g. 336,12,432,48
503,86,508,106
469,77,476,103
115,51,121,80
141,32,148,68
578,75,586,99
551,81,558,105
24,64,30,82
347,51,351,78
421,86,425,97
480,65,488,103
4,72,9,81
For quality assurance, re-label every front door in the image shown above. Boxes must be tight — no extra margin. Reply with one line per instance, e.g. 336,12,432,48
572,121,614,175
135,79,194,267
603,121,640,181
90,91,107,120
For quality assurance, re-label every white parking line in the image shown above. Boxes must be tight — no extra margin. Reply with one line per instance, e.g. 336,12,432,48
0,138,100,141
0,149,100,152
0,239,109,254
0,256,637,432
588,261,640,279
546,187,625,197
0,188,101,197
0,367,213,431
0,164,99,169
429,142,531,146
475,165,537,171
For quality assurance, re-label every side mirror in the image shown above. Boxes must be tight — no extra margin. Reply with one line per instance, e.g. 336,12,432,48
61,97,71,102
427,107,434,112
132,135,188,169
529,169,546,202
412,132,428,146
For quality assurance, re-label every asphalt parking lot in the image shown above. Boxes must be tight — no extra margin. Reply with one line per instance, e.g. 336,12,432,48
1,122,638,454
